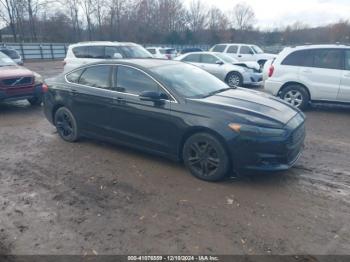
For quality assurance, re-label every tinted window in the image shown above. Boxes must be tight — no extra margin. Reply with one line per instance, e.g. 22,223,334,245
116,66,159,95
79,65,111,89
182,54,201,63
212,45,227,52
345,50,350,70
105,46,123,58
66,69,84,83
118,46,152,58
227,46,238,54
313,49,343,70
88,46,105,58
73,46,88,58
200,54,218,64
240,46,253,54
160,49,176,54
282,50,310,66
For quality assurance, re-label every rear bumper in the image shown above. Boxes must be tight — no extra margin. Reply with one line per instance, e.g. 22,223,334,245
0,84,43,102
264,79,283,96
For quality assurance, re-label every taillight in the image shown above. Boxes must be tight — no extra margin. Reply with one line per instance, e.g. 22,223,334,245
268,65,274,77
42,83,49,93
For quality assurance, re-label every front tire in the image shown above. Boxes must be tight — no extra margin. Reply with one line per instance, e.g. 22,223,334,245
280,84,310,110
183,133,230,182
54,107,79,142
226,72,243,87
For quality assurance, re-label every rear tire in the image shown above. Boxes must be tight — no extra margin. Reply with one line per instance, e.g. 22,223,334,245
54,107,79,142
28,96,42,106
183,133,230,182
226,72,243,87
280,84,310,110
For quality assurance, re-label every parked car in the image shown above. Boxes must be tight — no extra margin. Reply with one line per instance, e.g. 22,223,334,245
209,43,276,68
264,45,350,110
175,52,262,87
0,52,45,105
0,47,23,65
63,41,153,72
180,47,203,54
43,59,305,182
146,47,178,59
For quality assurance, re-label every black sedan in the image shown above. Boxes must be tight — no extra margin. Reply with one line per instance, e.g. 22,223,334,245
43,59,305,181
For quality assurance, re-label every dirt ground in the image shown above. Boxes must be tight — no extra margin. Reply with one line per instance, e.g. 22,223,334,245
0,61,349,255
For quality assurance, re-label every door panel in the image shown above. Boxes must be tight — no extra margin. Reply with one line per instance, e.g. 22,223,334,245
299,49,343,101
238,45,255,61
110,65,175,155
338,50,350,102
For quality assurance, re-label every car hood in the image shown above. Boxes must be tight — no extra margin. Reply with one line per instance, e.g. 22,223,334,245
188,88,299,127
0,65,33,79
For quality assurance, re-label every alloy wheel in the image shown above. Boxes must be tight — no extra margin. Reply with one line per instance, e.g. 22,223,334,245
283,90,303,107
56,111,74,138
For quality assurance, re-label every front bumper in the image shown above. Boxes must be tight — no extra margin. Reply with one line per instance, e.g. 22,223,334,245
242,71,263,86
0,84,43,102
227,114,305,172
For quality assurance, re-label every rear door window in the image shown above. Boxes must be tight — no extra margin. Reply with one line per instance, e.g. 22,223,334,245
182,54,201,63
66,69,84,83
227,46,238,54
88,46,105,59
312,49,343,70
116,66,159,95
212,45,227,52
200,54,218,64
79,65,112,89
282,50,310,66
345,50,350,70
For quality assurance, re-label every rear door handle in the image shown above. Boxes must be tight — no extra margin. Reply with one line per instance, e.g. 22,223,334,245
238,55,242,58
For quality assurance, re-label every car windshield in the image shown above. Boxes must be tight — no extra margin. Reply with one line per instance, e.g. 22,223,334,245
0,52,17,66
0,49,20,59
119,46,153,58
251,45,264,54
215,53,239,63
151,63,232,98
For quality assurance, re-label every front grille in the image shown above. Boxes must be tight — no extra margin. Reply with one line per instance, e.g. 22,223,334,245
2,77,33,87
288,123,305,146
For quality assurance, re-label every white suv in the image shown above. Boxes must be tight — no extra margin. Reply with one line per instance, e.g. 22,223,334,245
63,41,153,72
264,45,350,110
209,43,276,67
145,47,177,59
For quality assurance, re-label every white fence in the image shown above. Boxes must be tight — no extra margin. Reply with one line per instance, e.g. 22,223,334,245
0,42,284,60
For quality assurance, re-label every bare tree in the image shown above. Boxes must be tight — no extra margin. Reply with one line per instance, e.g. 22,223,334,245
186,0,206,32
0,0,18,41
232,2,255,30
80,0,95,40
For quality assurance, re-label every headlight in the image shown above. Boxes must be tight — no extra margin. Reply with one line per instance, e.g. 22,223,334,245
33,72,43,85
228,123,286,137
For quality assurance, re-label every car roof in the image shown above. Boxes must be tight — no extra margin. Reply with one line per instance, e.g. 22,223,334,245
68,41,141,48
284,44,350,51
146,47,174,50
88,58,182,69
213,43,256,46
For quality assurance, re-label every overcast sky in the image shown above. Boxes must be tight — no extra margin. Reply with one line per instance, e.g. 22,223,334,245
188,0,350,29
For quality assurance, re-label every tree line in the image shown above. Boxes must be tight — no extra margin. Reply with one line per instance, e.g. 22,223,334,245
0,0,349,45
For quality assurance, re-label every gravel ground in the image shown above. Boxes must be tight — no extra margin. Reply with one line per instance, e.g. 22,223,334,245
0,61,349,255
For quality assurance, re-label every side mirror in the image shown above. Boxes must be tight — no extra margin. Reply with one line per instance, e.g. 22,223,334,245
249,50,254,55
139,91,169,102
113,52,123,59
215,60,224,65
